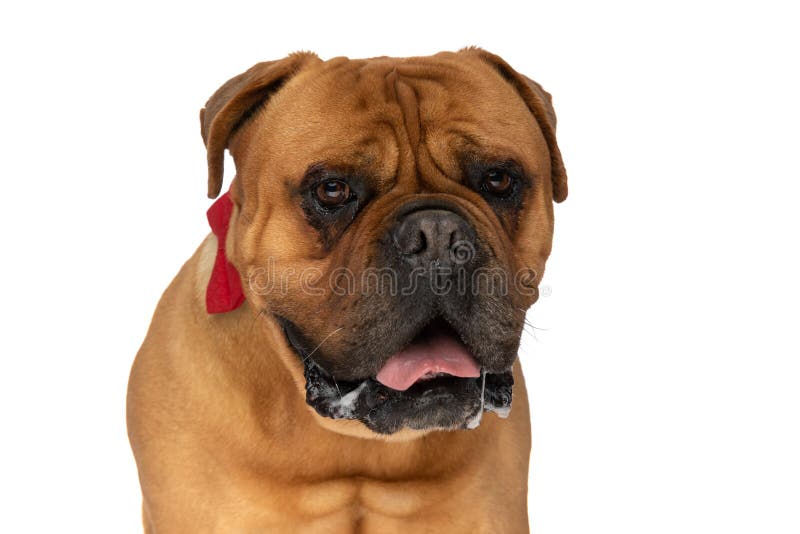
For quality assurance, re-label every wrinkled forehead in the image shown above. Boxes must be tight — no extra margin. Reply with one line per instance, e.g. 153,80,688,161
241,54,548,185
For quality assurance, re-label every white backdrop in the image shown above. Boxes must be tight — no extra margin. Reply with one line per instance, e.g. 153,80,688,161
1,1,798,532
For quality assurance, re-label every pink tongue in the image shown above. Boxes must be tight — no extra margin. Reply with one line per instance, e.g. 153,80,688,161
376,333,481,391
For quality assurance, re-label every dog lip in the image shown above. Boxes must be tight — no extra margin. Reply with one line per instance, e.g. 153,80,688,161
304,363,515,434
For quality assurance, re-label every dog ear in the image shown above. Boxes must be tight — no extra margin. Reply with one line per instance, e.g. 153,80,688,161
200,52,321,198
461,47,568,203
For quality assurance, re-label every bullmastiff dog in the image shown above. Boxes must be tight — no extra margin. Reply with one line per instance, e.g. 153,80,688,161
127,47,568,533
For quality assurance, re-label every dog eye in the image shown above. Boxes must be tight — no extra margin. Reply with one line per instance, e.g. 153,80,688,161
481,169,514,195
315,179,352,207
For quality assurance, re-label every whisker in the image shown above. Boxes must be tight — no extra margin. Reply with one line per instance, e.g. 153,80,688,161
523,325,540,343
302,327,344,363
518,308,548,344
518,308,549,331
331,376,342,399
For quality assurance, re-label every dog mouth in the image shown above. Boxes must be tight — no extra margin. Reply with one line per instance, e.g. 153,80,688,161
279,316,514,434
375,318,482,390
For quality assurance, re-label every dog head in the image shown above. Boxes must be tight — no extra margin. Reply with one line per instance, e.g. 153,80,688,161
200,48,567,436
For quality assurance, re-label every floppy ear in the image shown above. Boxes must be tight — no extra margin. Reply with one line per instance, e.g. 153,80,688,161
200,52,321,198
461,47,568,203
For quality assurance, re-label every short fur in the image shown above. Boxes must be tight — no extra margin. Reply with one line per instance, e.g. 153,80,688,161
128,48,567,533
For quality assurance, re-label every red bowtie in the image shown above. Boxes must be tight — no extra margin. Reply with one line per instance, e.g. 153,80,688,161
206,192,245,313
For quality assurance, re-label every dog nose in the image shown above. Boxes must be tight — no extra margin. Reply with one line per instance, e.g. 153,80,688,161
392,209,475,267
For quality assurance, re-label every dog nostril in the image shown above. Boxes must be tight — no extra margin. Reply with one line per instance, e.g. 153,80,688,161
410,229,427,255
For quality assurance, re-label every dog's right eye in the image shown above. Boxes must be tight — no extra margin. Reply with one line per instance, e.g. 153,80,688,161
314,179,352,208
300,165,372,248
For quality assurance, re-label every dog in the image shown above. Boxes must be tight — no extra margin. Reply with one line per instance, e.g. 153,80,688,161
127,47,567,533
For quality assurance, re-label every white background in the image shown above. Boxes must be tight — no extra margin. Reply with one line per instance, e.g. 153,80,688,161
1,1,798,532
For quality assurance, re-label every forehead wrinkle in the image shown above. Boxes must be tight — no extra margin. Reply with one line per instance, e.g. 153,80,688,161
378,67,419,193
390,66,477,195
391,73,421,151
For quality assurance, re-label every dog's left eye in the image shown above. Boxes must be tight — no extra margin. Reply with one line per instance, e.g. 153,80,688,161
315,179,352,208
481,169,515,196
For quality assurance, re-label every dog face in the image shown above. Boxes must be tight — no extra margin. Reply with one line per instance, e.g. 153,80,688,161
200,49,567,435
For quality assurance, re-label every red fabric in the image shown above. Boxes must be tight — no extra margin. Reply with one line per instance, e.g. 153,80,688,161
206,192,245,313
